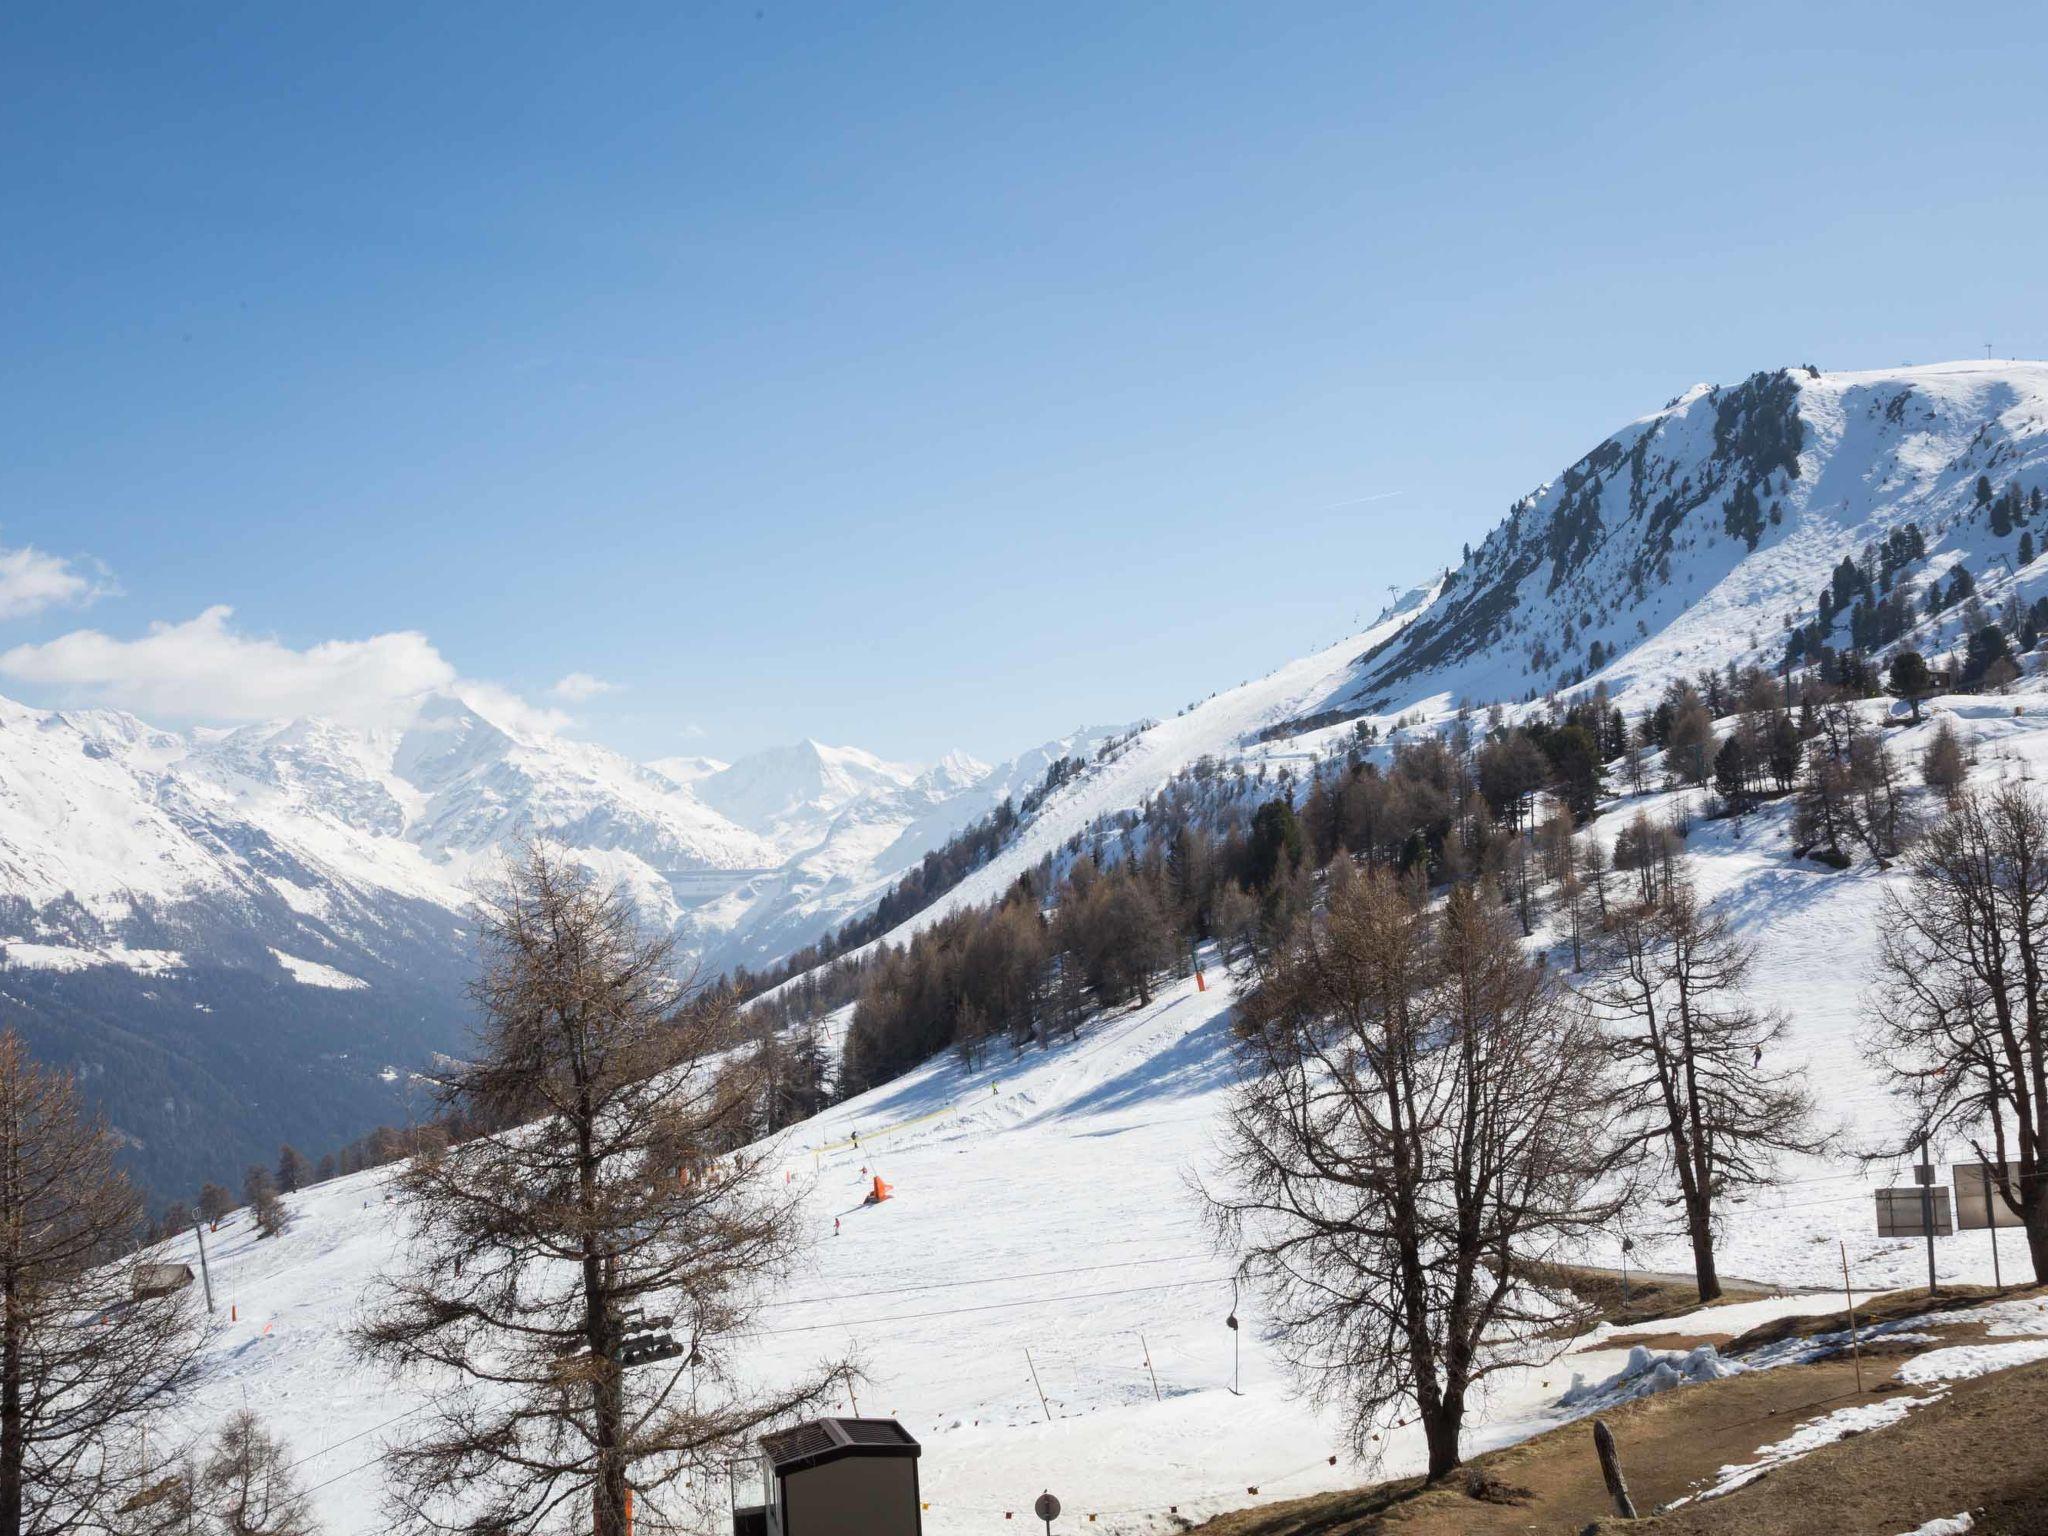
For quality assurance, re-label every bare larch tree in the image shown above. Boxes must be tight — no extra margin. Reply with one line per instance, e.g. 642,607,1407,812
1578,873,1822,1301
0,1028,205,1536
1205,871,1622,1481
190,1411,320,1536
1870,782,2048,1281
353,844,848,1536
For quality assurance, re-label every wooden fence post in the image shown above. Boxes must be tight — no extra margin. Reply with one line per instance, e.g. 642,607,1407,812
1593,1419,1637,1520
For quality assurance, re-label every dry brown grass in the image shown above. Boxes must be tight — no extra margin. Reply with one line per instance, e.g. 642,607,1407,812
1185,1289,2048,1536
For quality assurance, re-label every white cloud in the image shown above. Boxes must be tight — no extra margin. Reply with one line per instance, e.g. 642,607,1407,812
0,606,458,727
456,682,573,738
0,606,614,740
0,542,114,621
550,671,620,702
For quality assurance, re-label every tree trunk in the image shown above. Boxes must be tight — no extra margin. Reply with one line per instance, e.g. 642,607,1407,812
1,1277,19,1536
1688,1200,1722,1303
2026,1209,2048,1287
1421,1403,1462,1482
593,1368,629,1536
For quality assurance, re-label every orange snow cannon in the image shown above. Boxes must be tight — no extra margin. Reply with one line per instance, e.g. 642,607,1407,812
866,1176,892,1205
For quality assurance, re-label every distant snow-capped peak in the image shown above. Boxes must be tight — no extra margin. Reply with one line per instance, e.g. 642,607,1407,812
691,739,921,839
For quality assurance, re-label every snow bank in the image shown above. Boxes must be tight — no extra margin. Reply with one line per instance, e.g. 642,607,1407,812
1557,1344,1740,1412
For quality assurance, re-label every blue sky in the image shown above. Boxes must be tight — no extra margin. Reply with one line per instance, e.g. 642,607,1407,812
3,2,2045,766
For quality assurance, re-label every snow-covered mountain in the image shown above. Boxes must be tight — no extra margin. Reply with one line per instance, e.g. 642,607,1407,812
126,359,2048,1530
0,688,1017,1190
693,739,923,850
821,360,2048,961
12,359,2048,1194
1338,360,2048,719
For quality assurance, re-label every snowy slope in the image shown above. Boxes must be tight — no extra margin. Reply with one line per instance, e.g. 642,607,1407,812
15,358,2048,1195
130,356,2048,1526
163,681,2048,1531
142,961,1693,1533
816,362,2048,970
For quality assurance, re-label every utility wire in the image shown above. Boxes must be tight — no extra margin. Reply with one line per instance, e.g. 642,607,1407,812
763,1252,1212,1309
756,1275,1236,1337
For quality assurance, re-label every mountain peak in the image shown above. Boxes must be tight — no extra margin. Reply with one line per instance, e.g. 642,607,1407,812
693,739,920,838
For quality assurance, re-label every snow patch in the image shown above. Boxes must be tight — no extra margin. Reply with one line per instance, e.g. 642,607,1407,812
1896,1515,1974,1536
1,940,185,976
1895,1339,2048,1385
267,949,368,990
1671,1394,1943,1506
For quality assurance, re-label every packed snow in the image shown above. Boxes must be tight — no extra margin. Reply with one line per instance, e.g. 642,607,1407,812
153,962,1725,1533
1556,1344,1740,1413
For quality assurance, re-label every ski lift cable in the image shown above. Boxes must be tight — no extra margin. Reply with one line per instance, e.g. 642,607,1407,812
757,1274,1238,1337
275,1257,1223,1470
285,1283,1243,1502
762,1251,1215,1310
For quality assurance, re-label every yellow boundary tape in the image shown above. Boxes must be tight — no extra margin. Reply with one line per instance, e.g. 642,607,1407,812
809,1097,967,1159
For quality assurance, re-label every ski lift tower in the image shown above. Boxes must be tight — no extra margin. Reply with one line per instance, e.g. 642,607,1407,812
732,1418,922,1536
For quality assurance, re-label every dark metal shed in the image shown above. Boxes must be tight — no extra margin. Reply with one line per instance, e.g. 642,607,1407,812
733,1418,921,1536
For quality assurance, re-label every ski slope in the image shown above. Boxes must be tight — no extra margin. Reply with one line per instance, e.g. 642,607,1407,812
154,668,2048,1533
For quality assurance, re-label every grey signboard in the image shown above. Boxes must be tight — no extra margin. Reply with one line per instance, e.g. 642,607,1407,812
1875,1186,1953,1238
1952,1161,2032,1231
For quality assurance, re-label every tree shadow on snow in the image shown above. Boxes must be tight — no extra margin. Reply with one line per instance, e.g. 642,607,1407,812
1039,1004,1243,1125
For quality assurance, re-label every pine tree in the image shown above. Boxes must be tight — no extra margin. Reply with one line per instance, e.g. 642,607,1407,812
1664,698,1716,787
1961,624,2014,690
1921,720,1967,799
1885,649,1936,723
1712,735,1749,813
1245,798,1305,890
1207,873,1621,1478
275,1145,312,1195
1873,785,2048,1281
353,847,847,1536
245,1166,289,1240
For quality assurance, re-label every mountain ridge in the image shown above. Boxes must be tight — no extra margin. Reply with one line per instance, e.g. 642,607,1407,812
10,358,2048,1192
